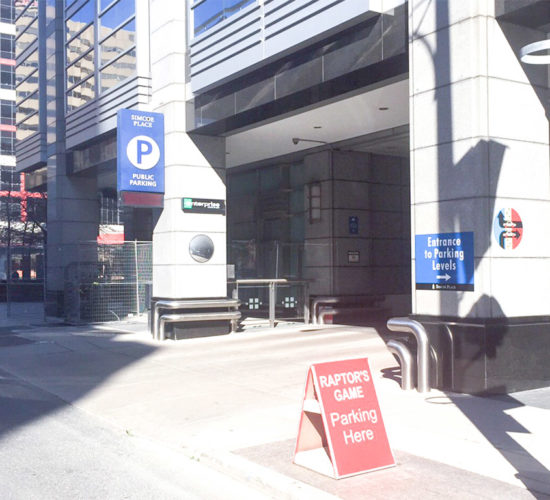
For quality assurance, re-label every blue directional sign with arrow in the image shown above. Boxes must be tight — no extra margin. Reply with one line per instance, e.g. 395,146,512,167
415,232,474,291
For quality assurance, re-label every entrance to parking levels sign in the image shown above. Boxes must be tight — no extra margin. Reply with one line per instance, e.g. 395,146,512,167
415,231,474,291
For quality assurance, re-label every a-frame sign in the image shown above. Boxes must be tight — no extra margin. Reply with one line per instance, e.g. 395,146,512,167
293,358,395,478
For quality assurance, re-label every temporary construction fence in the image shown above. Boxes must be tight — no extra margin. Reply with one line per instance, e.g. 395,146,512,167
64,241,152,323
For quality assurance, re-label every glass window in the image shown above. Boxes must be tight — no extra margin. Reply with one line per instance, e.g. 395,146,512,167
99,50,135,93
0,66,14,89
46,94,56,124
194,0,223,35
16,18,38,56
16,90,38,124
100,0,134,35
15,1,36,28
0,167,17,191
17,75,38,100
16,50,38,85
100,0,116,11
16,112,39,141
0,100,14,125
224,0,254,18
66,23,94,65
0,34,14,59
100,19,135,66
66,0,94,41
193,0,254,36
66,77,95,111
66,50,94,87
0,0,14,24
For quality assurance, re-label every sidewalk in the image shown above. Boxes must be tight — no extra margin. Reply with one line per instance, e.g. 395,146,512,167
0,301,46,328
0,312,548,499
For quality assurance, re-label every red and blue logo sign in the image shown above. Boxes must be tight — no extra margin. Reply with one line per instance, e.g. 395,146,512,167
493,208,523,250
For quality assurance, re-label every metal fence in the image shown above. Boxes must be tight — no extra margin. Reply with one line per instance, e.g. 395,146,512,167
228,240,311,323
0,244,45,320
64,241,152,323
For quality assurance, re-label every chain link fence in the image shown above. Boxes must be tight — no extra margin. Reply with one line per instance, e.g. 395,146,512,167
1,244,45,321
64,241,152,323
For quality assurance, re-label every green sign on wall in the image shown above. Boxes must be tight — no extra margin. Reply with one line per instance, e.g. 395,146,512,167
182,197,226,215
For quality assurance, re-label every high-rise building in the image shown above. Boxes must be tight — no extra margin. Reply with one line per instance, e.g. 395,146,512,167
15,0,550,393
0,0,44,281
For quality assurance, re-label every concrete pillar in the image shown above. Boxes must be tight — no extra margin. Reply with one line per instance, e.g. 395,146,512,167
150,1,227,300
409,0,550,392
44,1,99,317
46,156,99,316
303,149,410,315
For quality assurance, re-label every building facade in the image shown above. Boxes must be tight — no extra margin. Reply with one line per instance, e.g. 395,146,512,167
15,0,550,393
0,0,45,284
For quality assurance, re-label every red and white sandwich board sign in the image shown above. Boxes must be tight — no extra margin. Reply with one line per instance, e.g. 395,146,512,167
293,358,395,478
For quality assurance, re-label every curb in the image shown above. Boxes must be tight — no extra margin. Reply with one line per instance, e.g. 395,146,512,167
181,446,339,500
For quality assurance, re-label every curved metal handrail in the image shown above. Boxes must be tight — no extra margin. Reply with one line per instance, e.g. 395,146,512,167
152,298,240,340
387,339,415,391
387,317,430,393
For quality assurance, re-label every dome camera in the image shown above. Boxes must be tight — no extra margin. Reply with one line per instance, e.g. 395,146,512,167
189,234,214,263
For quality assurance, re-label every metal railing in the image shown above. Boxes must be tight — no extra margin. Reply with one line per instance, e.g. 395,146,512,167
312,295,386,324
152,298,241,340
386,317,431,393
387,339,415,391
231,279,310,328
158,311,241,341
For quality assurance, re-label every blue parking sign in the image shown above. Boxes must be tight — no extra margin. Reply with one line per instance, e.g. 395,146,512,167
117,109,165,194
415,232,474,291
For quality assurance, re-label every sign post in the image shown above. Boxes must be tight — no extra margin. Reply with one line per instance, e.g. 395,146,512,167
294,358,395,478
117,109,165,207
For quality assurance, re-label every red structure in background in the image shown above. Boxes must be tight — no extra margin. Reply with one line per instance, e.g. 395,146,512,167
0,172,46,222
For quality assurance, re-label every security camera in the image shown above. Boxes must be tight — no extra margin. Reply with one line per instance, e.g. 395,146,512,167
292,138,300,145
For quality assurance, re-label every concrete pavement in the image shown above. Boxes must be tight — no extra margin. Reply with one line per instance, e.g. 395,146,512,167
0,308,549,498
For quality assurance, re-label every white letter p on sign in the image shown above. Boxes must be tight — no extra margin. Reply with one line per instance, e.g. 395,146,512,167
127,135,160,170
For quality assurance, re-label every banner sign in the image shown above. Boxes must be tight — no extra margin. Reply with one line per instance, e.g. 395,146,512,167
415,231,474,291
294,358,395,478
182,197,226,215
117,109,165,194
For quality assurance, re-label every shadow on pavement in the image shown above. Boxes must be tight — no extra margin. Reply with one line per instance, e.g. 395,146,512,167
0,323,159,442
447,392,550,498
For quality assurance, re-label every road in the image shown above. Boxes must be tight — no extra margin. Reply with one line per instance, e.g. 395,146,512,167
0,367,270,500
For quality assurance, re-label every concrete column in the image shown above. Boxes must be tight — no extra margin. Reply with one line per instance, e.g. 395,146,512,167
303,149,410,314
410,0,550,319
44,1,99,317
409,0,550,393
46,155,99,316
150,1,227,299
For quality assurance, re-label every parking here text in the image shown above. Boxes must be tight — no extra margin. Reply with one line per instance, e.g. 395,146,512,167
319,369,378,444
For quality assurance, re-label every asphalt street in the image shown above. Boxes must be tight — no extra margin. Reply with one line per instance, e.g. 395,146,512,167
0,313,548,499
0,366,272,499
